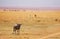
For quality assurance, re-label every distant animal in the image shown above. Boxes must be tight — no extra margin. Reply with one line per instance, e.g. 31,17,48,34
34,14,37,18
13,24,22,34
55,19,58,21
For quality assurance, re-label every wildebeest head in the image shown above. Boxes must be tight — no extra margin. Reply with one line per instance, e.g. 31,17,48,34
16,24,22,28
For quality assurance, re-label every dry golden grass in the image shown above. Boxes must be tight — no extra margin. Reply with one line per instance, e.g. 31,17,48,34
0,9,60,39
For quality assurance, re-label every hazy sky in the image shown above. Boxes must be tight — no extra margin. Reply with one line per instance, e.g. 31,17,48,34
0,0,60,8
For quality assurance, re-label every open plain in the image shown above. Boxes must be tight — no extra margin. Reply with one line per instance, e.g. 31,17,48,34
0,9,60,39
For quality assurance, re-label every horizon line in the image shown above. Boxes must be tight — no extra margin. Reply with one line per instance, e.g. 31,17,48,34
0,7,60,10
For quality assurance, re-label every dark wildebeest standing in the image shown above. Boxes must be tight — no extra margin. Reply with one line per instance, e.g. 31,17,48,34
13,24,22,34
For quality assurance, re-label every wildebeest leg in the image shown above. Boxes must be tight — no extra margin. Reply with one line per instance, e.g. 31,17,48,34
17,30,20,35
13,28,16,34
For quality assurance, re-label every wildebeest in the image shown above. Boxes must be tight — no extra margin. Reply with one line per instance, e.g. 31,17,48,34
13,24,22,35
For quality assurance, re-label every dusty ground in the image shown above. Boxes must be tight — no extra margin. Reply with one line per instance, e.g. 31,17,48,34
0,9,60,39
